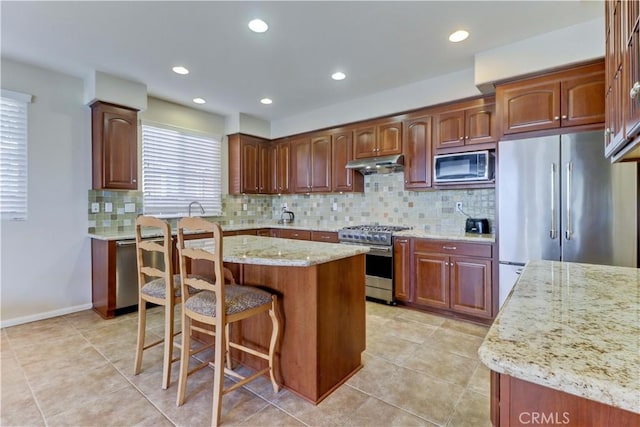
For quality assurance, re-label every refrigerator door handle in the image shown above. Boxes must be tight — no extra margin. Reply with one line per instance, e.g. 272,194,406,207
565,161,573,240
550,163,558,239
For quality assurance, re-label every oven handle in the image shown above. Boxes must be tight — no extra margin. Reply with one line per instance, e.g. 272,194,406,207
339,242,392,257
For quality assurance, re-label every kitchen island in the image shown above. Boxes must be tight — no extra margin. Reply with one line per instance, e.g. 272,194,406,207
478,260,639,426
197,235,368,404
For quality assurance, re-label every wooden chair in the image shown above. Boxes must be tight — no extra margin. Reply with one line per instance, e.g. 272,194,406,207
133,215,181,389
175,217,280,427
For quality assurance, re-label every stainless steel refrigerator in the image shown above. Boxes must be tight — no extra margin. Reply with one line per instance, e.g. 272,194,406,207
498,131,638,307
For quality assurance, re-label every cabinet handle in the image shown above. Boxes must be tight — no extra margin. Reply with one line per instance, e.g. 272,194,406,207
561,115,567,120
459,137,464,141
132,179,137,183
442,246,457,250
465,136,469,139
630,81,640,99
554,116,560,121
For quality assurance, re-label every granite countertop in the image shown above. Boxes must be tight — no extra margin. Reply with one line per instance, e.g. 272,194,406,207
186,235,369,267
478,260,639,414
393,229,495,243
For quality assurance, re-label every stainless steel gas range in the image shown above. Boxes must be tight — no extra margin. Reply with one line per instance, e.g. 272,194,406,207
338,224,411,304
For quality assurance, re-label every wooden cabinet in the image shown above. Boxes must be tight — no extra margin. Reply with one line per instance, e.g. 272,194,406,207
277,229,311,240
331,129,364,193
291,134,332,193
91,101,138,190
403,115,432,189
275,140,291,194
310,230,339,243
394,237,494,320
497,61,605,137
434,99,496,151
228,133,273,194
354,118,402,159
605,0,640,161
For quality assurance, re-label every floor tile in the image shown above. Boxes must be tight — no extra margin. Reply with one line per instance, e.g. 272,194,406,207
395,308,446,327
441,318,489,338
228,403,305,426
467,363,491,396
447,389,491,427
343,396,438,426
400,345,479,387
428,327,484,359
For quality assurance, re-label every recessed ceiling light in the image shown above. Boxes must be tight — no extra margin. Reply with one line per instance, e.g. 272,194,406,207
260,98,273,105
172,66,189,75
449,30,469,43
331,72,346,81
193,98,206,104
248,19,269,33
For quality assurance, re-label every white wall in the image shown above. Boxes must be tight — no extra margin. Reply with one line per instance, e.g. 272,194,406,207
271,68,480,138
474,18,605,91
1,59,92,327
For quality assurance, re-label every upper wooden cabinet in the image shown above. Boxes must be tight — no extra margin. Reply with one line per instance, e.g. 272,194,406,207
605,0,640,161
434,99,496,151
291,133,332,193
228,133,273,194
497,61,605,136
275,140,291,194
403,115,432,189
331,129,364,193
354,118,402,159
91,101,138,190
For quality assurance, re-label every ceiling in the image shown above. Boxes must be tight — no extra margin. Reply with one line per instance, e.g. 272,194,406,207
1,1,603,122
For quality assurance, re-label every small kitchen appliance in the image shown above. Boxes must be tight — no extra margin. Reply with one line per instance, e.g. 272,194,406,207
465,218,489,234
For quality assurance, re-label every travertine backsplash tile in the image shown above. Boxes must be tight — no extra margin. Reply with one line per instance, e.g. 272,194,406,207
88,173,494,235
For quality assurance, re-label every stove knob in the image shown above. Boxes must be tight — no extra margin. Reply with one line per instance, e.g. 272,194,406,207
366,235,373,241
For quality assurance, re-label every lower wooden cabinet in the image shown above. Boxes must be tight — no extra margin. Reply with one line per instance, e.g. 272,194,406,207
394,237,495,321
277,229,311,240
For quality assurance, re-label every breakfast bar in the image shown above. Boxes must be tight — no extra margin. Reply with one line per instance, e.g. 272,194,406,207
191,235,369,404
478,260,639,426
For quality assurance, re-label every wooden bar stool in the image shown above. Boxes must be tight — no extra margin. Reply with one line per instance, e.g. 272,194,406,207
133,215,181,389
175,217,281,427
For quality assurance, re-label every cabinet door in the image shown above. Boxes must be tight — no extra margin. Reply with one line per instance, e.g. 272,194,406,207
499,80,560,134
353,126,377,159
278,229,311,240
291,138,311,193
310,134,332,192
393,238,411,302
403,116,432,189
241,139,260,193
626,6,640,139
413,252,449,309
92,102,138,190
561,72,605,128
276,141,291,194
310,231,339,243
449,256,492,318
465,104,497,145
332,130,362,192
435,110,465,149
377,120,403,156
258,143,273,194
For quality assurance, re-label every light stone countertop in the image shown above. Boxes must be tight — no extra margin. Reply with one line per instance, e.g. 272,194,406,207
393,229,495,243
186,235,369,267
478,260,640,414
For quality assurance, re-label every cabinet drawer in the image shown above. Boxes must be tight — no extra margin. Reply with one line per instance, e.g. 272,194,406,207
413,239,492,258
310,231,339,243
278,229,311,240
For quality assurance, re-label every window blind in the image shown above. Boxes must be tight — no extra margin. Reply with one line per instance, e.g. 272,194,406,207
1,90,31,221
141,123,222,217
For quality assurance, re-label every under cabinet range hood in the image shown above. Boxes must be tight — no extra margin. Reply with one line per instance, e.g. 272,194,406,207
345,154,404,175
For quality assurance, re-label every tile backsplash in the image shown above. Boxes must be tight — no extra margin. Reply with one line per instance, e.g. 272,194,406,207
89,172,494,235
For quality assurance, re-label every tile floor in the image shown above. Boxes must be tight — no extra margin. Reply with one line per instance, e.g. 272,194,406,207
1,302,491,426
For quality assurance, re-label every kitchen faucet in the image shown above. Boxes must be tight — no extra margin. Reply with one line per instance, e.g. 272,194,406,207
188,201,205,217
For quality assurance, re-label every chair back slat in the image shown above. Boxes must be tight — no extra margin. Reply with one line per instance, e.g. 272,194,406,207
135,215,174,298
177,217,225,317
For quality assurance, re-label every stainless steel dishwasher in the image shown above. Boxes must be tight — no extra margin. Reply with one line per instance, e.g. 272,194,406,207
116,238,165,311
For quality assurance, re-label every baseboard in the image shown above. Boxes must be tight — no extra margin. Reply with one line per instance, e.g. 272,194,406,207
0,303,93,329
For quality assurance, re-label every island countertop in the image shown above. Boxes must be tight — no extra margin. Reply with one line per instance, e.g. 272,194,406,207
187,235,369,267
478,260,639,414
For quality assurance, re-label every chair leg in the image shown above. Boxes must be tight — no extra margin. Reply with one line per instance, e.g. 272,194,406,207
211,320,226,427
176,315,191,406
225,323,232,370
162,302,173,389
134,298,146,375
268,296,280,393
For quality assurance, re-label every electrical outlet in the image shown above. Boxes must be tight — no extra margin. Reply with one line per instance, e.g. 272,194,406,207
282,203,288,209
104,202,113,213
456,202,463,212
332,202,338,211
91,202,100,213
242,203,247,211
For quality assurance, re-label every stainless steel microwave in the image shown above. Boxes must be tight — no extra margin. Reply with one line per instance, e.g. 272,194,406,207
433,150,494,183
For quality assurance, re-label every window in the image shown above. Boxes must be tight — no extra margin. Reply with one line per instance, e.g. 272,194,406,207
141,123,222,217
1,90,31,221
